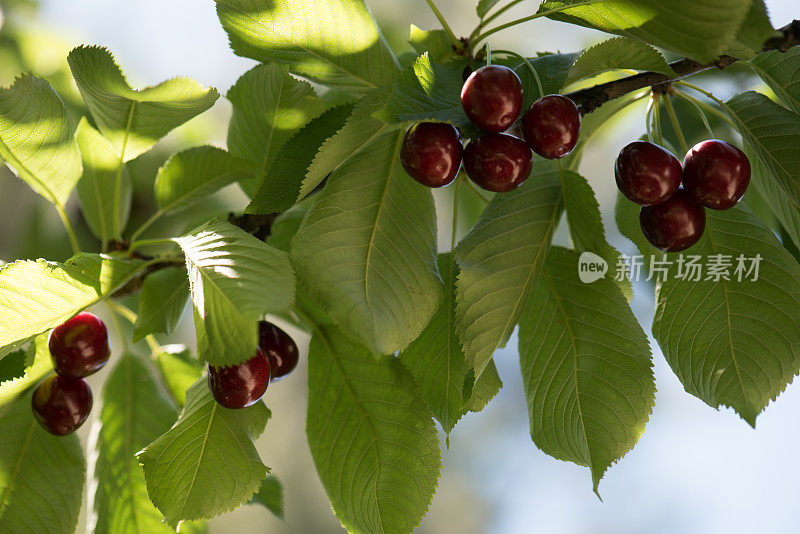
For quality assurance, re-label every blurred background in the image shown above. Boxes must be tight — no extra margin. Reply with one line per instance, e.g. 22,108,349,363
1,0,799,533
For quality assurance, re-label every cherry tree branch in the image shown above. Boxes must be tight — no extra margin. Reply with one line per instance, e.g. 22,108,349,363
567,20,800,115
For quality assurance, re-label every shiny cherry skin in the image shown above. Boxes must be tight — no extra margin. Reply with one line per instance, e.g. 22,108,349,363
208,348,271,409
259,321,300,380
615,141,683,206
31,375,93,436
48,311,111,378
463,133,533,193
461,65,524,133
400,122,463,188
521,95,581,159
640,189,706,252
682,139,751,210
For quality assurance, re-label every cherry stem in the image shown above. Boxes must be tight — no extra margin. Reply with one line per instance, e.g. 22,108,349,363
106,299,162,355
494,49,544,97
675,82,737,128
645,94,656,144
54,203,81,255
663,94,688,154
105,301,131,352
653,93,665,147
129,209,164,244
478,0,526,30
472,0,601,45
672,90,716,138
423,0,462,50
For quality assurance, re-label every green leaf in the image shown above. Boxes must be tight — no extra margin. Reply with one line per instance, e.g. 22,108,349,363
246,103,355,214
216,0,398,93
466,361,502,412
226,63,325,195
519,246,655,491
291,130,442,355
743,143,800,250
265,203,309,252
408,25,458,63
455,160,563,375
560,169,630,294
248,475,283,519
154,347,203,407
67,45,219,162
0,390,85,533
132,266,189,342
92,353,198,534
565,37,676,85
513,53,579,109
154,146,252,214
0,74,81,205
749,46,800,114
726,91,800,212
0,349,28,384
0,254,146,356
727,0,775,59
615,191,660,258
307,325,441,534
304,89,391,199
0,334,51,408
539,0,759,62
652,206,800,426
137,380,270,526
378,53,474,132
400,253,470,433
476,0,502,18
174,220,295,366
76,118,132,245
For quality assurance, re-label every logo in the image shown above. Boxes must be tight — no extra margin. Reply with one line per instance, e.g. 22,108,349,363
578,252,608,284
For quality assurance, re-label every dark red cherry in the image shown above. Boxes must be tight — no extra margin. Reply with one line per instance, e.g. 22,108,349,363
461,65,523,133
48,311,111,378
682,139,751,210
258,321,299,380
463,133,533,193
521,94,581,159
615,141,683,206
208,348,270,409
31,375,93,436
400,122,463,188
640,189,706,252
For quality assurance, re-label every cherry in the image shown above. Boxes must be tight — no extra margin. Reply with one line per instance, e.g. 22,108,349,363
615,141,682,206
400,122,463,188
259,321,299,380
31,374,93,436
521,95,581,159
463,133,533,193
208,348,270,409
640,189,706,252
682,139,751,210
48,311,111,378
461,65,523,133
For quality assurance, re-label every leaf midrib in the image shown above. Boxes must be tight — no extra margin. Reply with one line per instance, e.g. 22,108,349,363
176,400,218,519
0,420,35,513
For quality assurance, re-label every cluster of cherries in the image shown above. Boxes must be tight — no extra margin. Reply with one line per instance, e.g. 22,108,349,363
207,321,299,409
31,313,298,436
32,312,110,435
400,63,582,192
616,139,751,252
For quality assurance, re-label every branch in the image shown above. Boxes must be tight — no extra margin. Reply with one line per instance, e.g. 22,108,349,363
567,20,800,115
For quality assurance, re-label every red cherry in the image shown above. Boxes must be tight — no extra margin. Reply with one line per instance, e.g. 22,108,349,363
463,133,533,193
615,141,683,206
259,321,299,380
521,94,581,159
682,139,751,210
48,311,111,378
31,375,93,436
460,65,524,133
400,122,463,188
640,189,706,252
208,348,270,409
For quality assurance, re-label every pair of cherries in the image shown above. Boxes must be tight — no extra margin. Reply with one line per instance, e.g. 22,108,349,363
401,64,582,192
616,139,751,252
207,321,299,409
32,312,110,435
